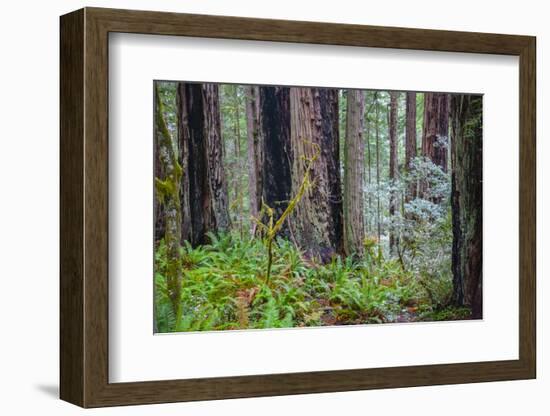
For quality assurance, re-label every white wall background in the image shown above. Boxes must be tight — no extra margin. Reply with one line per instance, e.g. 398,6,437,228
0,0,545,414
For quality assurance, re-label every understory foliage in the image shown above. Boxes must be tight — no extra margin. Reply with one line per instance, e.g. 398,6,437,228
155,230,469,333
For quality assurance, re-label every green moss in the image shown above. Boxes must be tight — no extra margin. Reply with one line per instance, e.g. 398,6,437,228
155,161,183,204
155,177,175,203
174,160,183,180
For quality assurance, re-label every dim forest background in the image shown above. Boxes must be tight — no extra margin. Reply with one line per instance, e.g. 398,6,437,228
154,81,482,333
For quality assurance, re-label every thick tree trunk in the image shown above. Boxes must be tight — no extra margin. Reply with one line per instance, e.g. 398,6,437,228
176,84,191,243
405,92,417,201
289,87,343,261
180,82,211,246
203,84,230,232
259,86,292,237
388,91,399,253
343,89,365,257
451,95,483,319
422,92,450,171
177,82,230,246
321,89,344,258
154,84,182,324
245,86,262,229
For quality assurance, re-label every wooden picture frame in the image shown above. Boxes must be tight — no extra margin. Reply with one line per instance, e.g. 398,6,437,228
60,7,536,408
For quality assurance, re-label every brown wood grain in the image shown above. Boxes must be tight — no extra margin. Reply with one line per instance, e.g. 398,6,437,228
59,8,84,407
518,38,537,375
60,7,536,408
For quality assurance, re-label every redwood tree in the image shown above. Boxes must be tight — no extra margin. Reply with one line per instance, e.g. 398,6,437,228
405,92,417,201
388,91,399,253
204,84,230,231
422,92,450,171
289,87,343,260
450,94,483,319
259,86,292,237
343,89,365,257
245,85,262,227
177,82,230,246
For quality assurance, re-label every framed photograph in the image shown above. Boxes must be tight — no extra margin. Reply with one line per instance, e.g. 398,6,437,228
60,7,536,408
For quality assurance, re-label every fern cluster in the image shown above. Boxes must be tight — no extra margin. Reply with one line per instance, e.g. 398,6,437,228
154,231,469,333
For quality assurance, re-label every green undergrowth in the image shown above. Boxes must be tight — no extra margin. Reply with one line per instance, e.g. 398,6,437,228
154,232,467,333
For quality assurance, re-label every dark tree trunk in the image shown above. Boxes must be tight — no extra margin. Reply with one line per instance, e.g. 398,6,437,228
259,86,292,236
343,89,365,257
177,82,229,246
178,83,206,246
422,92,450,171
289,87,343,260
451,94,483,319
388,91,399,253
321,88,344,258
245,85,262,229
405,92,417,201
176,84,191,243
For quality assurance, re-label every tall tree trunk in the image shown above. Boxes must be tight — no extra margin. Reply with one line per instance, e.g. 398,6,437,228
451,94,483,319
289,87,343,260
154,84,182,326
178,83,207,246
422,92,450,171
203,84,230,232
245,85,262,231
154,105,166,243
259,86,292,237
365,93,376,234
388,91,399,253
405,92,417,201
177,82,229,246
232,86,243,236
343,89,365,257
176,85,191,243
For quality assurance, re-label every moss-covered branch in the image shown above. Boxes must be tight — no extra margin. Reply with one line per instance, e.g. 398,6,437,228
252,142,320,283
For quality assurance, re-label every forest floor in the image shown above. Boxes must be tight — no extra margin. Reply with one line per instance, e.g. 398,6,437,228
154,233,472,333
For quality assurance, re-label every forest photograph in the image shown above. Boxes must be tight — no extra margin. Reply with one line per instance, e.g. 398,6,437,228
153,81,483,333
